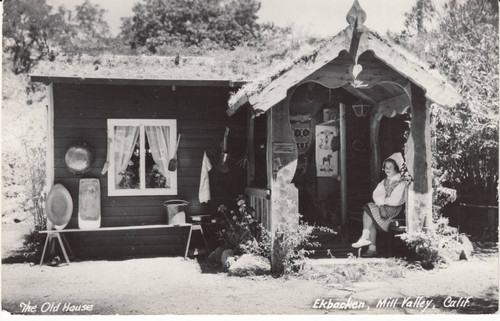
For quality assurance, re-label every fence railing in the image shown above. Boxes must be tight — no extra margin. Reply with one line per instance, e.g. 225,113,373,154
245,187,271,231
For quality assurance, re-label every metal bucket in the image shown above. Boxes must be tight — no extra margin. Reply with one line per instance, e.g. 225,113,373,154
163,200,189,225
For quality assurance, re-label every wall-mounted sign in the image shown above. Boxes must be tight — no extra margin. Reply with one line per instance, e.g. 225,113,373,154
273,143,295,154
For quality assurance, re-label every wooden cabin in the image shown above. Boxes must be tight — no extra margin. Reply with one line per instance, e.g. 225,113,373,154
31,1,462,260
30,55,249,258
227,1,461,245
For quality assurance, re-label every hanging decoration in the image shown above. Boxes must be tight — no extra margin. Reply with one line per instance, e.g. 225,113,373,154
290,113,312,174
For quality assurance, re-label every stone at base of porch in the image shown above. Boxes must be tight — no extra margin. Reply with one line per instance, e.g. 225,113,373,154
306,244,358,259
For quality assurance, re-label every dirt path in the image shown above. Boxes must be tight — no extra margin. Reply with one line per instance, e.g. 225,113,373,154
325,254,498,314
2,257,323,314
1,221,498,315
1,251,498,315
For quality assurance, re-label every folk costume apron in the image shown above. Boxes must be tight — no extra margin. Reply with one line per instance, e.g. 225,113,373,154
364,178,404,232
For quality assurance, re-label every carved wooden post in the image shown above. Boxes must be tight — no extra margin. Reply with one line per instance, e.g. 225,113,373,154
424,100,434,229
406,84,433,232
269,96,299,275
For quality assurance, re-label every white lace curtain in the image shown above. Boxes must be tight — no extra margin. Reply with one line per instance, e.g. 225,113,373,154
113,126,139,187
101,124,171,189
145,125,171,187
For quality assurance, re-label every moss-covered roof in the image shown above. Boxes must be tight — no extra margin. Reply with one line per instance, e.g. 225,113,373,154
227,26,461,115
227,28,350,110
30,26,460,112
31,53,247,82
30,40,319,86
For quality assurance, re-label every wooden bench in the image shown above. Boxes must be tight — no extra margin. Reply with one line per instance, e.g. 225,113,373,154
349,212,406,232
38,223,208,266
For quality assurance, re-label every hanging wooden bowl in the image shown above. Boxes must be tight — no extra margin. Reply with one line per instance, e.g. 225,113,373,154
46,184,73,230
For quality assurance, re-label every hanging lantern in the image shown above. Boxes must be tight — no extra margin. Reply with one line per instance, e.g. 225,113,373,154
352,103,371,117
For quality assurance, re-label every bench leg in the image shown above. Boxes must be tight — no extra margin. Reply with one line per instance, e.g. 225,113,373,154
56,233,71,265
387,231,393,257
197,226,209,250
184,226,193,259
60,234,74,259
39,234,70,265
39,234,52,266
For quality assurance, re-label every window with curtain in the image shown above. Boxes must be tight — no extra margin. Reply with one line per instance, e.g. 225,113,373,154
105,119,177,196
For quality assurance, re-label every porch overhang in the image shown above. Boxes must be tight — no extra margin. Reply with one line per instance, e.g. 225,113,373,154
227,5,461,116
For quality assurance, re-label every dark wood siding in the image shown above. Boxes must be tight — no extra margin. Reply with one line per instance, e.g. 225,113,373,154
64,226,192,259
53,83,246,257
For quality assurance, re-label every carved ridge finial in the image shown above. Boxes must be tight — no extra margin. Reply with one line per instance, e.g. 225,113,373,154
346,0,366,30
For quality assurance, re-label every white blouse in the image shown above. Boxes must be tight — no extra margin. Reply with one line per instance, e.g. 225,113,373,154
372,173,406,207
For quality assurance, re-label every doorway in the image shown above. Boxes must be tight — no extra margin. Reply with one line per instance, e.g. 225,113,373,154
289,83,342,227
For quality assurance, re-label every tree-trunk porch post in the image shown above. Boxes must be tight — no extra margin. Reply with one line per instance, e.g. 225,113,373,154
406,84,433,232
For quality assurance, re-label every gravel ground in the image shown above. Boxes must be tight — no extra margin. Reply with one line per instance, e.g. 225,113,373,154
1,221,498,315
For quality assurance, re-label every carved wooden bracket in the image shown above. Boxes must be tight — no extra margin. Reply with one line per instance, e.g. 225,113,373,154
347,0,368,68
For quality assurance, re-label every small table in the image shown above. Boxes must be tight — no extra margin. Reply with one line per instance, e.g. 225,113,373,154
38,224,197,266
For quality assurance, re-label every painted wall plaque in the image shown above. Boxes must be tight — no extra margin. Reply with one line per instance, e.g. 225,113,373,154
315,120,339,177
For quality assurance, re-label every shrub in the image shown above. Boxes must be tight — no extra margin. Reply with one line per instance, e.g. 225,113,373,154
271,221,323,276
216,195,269,256
432,186,457,219
397,230,442,269
21,230,46,262
398,217,472,269
233,215,328,276
23,144,47,232
266,221,342,276
217,195,335,276
239,228,272,259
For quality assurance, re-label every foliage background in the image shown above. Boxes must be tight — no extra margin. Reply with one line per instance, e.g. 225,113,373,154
388,0,499,205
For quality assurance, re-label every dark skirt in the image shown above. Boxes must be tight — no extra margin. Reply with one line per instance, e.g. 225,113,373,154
364,202,403,232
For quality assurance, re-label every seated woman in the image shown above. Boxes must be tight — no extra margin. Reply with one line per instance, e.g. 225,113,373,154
352,153,406,257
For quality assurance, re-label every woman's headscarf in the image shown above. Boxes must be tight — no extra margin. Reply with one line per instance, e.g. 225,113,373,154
385,152,405,170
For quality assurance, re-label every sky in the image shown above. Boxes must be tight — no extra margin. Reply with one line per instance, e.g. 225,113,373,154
44,0,447,37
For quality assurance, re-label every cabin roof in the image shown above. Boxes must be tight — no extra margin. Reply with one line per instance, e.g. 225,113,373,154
29,54,252,87
29,37,320,88
227,3,461,115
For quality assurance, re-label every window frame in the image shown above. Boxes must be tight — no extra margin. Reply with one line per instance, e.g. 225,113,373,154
107,119,178,197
